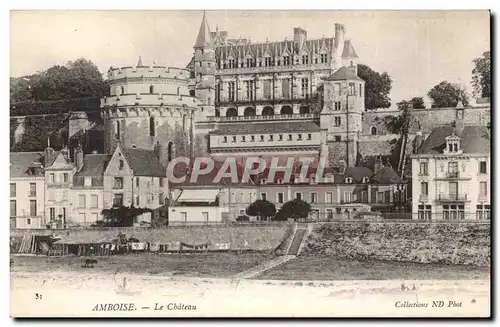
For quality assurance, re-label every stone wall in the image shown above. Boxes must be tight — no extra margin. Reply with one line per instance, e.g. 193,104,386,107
303,221,490,267
10,224,289,251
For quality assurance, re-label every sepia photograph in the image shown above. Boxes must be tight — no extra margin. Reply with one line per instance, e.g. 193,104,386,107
8,9,491,318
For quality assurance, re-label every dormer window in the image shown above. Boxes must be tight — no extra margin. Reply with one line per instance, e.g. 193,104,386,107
277,178,283,184
309,175,317,184
260,178,267,185
362,177,370,183
445,134,462,154
345,177,354,184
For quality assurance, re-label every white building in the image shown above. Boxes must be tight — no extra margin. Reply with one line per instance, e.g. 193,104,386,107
411,124,490,220
10,152,46,229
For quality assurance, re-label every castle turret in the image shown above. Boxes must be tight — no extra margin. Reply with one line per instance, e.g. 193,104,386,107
193,11,216,114
342,39,359,74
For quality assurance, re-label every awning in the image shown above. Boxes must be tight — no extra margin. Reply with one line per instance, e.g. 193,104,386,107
176,189,220,202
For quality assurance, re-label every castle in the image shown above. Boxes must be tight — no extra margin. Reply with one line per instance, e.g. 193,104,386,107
99,12,489,170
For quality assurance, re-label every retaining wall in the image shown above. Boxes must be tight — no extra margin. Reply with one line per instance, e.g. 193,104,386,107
10,224,290,251
303,221,490,267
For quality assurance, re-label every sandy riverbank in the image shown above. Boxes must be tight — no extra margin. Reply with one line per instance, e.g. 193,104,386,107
11,271,490,318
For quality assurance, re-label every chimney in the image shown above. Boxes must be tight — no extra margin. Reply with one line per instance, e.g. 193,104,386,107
374,155,383,173
334,23,345,51
293,27,307,47
348,64,357,75
44,137,55,167
75,143,84,172
154,140,163,160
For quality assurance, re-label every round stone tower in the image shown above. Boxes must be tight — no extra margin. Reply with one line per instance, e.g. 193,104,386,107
100,59,205,165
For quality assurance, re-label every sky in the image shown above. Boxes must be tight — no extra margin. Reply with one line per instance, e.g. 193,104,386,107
10,10,490,106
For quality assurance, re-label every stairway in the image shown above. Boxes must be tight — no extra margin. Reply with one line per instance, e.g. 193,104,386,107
233,225,311,279
232,255,296,279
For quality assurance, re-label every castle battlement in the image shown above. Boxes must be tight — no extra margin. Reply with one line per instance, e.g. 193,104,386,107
107,65,191,81
101,93,203,109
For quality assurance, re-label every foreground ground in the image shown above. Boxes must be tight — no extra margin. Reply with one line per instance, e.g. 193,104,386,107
256,255,490,280
11,252,274,278
12,252,490,281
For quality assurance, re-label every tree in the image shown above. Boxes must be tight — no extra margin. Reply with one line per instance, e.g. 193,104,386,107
10,57,108,104
358,64,392,109
384,100,416,135
101,206,152,227
409,97,425,109
427,81,469,108
273,199,311,221
245,200,276,221
471,51,491,98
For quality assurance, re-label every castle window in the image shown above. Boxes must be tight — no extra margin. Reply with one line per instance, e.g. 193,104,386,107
283,56,290,66
223,136,227,143
119,160,124,170
241,136,246,142
260,135,264,142
445,134,461,154
334,117,341,127
345,177,354,184
189,90,195,97
177,87,180,95
314,57,318,64
297,134,302,140
120,86,124,95
335,135,341,142
149,85,154,94
245,81,254,101
349,83,356,96
320,53,327,63
288,134,292,141
251,135,255,142
269,135,273,141
264,57,272,67
301,78,309,98
371,126,377,136
334,102,341,110
307,133,312,140
246,58,253,67
279,134,283,141
149,117,155,137
301,55,308,65
226,108,237,117
228,82,235,102
232,136,236,143
167,142,174,161
228,59,235,68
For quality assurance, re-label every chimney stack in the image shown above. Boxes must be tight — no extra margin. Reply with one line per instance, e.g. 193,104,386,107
154,140,163,160
44,137,55,167
75,143,84,172
374,155,383,173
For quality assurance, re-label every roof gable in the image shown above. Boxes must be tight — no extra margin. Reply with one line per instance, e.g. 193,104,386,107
10,152,46,178
417,125,490,155
342,40,359,58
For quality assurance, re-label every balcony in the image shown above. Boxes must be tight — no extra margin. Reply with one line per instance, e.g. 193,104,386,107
435,171,471,181
419,194,429,202
207,113,319,123
47,183,71,189
436,193,469,202
216,62,331,76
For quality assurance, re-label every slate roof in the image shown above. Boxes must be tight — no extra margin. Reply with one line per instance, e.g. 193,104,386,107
121,148,166,177
344,167,373,183
194,12,214,49
324,66,364,81
215,37,336,61
211,121,321,135
342,40,359,58
417,125,490,155
10,152,46,178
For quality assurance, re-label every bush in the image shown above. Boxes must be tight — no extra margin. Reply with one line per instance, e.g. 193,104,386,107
236,215,250,222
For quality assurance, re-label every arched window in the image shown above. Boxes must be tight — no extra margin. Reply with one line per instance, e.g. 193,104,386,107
167,142,174,162
226,108,237,117
149,117,155,137
120,86,124,95
215,109,220,117
371,126,377,136
149,85,154,94
262,106,274,116
281,106,293,115
244,107,256,116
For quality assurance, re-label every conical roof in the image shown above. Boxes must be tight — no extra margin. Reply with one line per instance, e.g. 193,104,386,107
342,40,359,58
194,11,214,49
